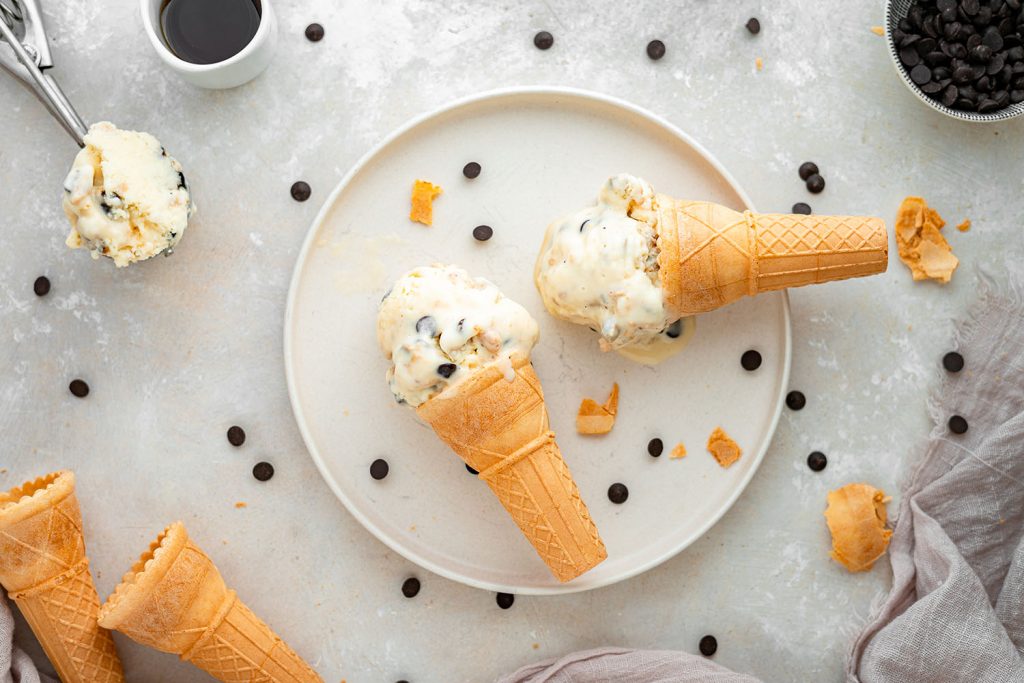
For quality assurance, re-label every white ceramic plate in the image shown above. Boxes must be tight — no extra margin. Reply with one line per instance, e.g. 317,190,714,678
285,87,791,595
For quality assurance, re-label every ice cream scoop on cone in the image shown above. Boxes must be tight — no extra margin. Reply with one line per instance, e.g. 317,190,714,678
98,522,321,683
0,471,124,683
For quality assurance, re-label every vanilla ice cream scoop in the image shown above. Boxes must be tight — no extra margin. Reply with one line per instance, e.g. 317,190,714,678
62,122,194,267
377,264,540,407
534,174,692,364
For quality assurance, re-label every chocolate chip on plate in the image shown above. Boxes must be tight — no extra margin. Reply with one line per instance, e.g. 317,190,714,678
942,351,964,372
792,202,812,215
798,161,819,180
69,379,89,398
290,181,311,202
699,635,718,657
252,461,275,481
741,349,762,371
463,161,481,179
806,173,826,194
646,39,666,60
466,464,479,475
496,592,515,609
648,438,664,457
786,391,806,411
227,425,246,447
437,363,457,378
473,225,494,241
807,451,828,472
370,458,389,480
745,17,761,34
305,23,324,42
607,483,629,504
401,577,420,598
534,31,554,50
33,276,50,297
665,320,684,338
948,415,969,434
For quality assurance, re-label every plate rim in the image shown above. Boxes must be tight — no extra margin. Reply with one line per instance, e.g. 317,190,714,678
283,85,793,595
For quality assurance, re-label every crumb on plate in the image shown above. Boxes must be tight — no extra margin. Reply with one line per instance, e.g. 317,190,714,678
870,25,885,36
956,219,971,232
234,502,247,509
576,383,619,435
755,57,764,71
410,179,443,225
824,483,892,572
670,442,687,459
706,427,741,468
895,196,959,283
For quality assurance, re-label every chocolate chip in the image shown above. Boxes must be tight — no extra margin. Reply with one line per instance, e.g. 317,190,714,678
942,351,964,372
806,174,826,193
496,592,515,609
963,0,980,16
1012,89,1024,102
987,53,1006,74
665,320,684,338
305,22,324,41
921,79,944,93
437,363,457,378
948,415,969,434
699,635,718,657
911,64,933,84
462,162,481,179
252,462,274,481
741,349,762,371
415,316,437,336
534,31,554,50
970,44,993,62
916,37,938,55
33,276,50,297
69,379,89,398
607,483,629,504
227,426,246,447
983,26,1005,50
290,181,311,202
942,84,960,105
786,391,806,411
401,577,420,598
978,97,1002,111
646,39,666,60
807,451,828,472
792,202,812,215
953,64,975,82
466,464,479,475
472,225,493,241
901,46,923,66
745,17,761,34
648,438,664,457
370,458,389,480
798,161,819,180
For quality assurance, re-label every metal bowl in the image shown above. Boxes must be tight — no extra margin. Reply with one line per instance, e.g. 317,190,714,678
885,0,1024,122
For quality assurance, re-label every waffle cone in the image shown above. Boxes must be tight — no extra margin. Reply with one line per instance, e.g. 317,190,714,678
651,198,888,316
98,522,322,683
0,471,124,683
416,354,607,582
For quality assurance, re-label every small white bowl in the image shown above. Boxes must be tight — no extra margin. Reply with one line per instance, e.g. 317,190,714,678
885,0,1024,122
139,0,278,89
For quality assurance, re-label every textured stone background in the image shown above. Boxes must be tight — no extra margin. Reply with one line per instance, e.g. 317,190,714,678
1,0,1022,681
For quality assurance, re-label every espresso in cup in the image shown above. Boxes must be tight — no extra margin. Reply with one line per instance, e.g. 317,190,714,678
159,0,261,65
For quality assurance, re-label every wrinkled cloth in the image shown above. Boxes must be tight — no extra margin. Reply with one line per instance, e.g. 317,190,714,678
496,647,762,683
0,594,53,683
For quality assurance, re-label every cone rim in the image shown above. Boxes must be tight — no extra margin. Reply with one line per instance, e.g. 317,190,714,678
0,470,74,528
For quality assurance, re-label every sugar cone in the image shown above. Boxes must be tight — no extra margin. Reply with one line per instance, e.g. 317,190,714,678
0,471,124,683
98,522,322,683
650,198,888,317
416,353,607,582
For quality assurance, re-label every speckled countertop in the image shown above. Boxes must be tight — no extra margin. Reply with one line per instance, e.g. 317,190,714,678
2,1,1022,681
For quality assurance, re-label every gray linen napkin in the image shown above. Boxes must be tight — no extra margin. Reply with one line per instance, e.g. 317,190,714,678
0,594,52,683
495,647,762,683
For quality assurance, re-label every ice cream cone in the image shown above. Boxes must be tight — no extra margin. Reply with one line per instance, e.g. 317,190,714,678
650,198,888,316
98,522,322,683
0,471,124,683
416,353,607,582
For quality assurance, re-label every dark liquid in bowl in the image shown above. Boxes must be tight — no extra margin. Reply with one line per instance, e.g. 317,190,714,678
160,0,261,65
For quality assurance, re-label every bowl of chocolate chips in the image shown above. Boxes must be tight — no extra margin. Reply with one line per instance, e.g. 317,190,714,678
886,0,1024,121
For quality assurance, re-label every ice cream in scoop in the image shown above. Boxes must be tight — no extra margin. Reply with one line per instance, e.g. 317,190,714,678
377,264,540,407
62,122,194,267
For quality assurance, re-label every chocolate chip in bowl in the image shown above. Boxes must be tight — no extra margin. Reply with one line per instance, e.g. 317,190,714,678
886,0,1024,121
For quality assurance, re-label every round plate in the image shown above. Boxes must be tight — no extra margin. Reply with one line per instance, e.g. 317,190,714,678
285,87,791,594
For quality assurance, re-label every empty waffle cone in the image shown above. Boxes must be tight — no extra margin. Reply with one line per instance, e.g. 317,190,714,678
98,522,322,683
0,471,124,683
650,198,888,317
416,353,607,582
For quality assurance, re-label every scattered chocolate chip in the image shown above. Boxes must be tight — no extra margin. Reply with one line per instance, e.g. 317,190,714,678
948,415,969,434
466,464,479,475
534,31,554,50
473,225,494,241
607,483,629,504
33,276,50,297
745,17,761,34
437,363,457,378
648,438,664,457
370,458,390,480
792,202,812,215
798,161,819,180
699,635,718,657
806,174,826,194
69,379,89,398
943,351,964,372
786,391,806,411
496,592,515,609
646,39,666,60
227,426,246,447
665,320,684,338
462,162,481,179
290,181,311,202
807,451,828,472
305,23,324,41
401,577,420,598
740,349,762,371
252,461,274,481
